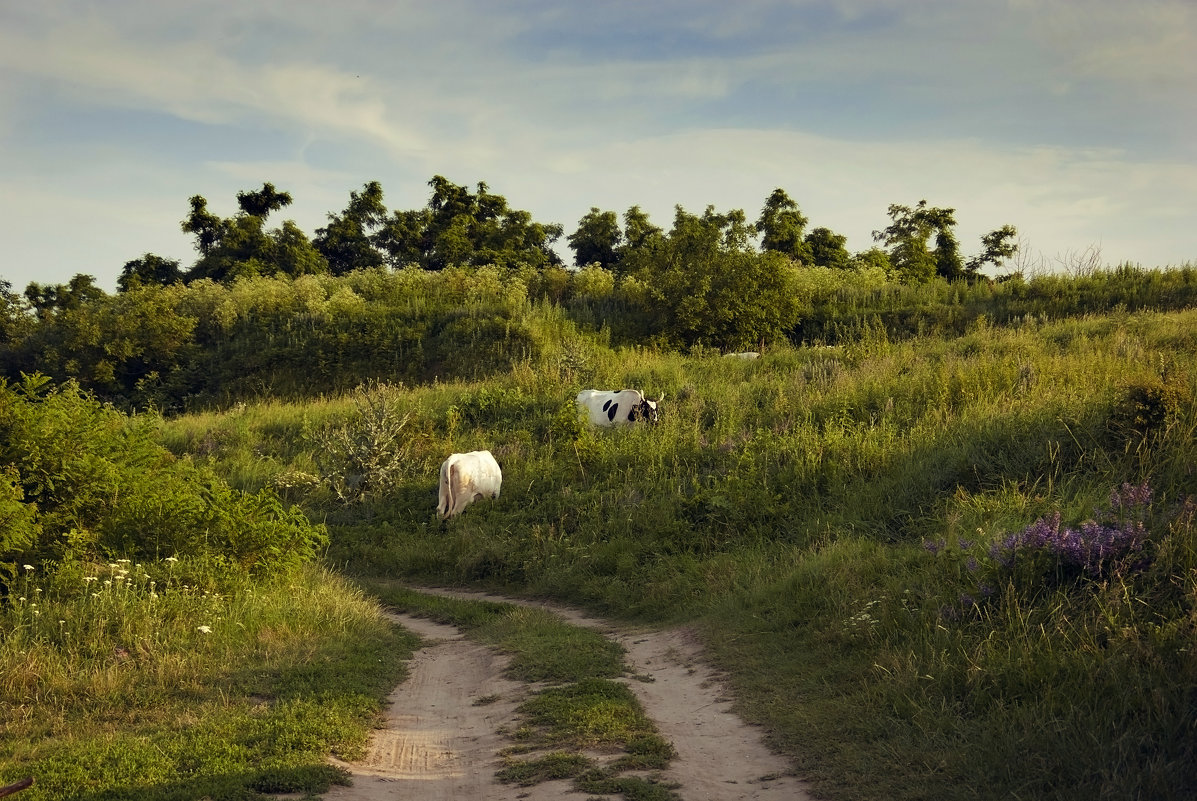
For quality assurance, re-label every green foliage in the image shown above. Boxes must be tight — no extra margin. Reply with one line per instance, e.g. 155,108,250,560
117,253,183,292
568,207,622,268
515,678,658,748
873,200,1018,283
313,181,389,274
755,187,812,264
624,205,803,350
0,376,326,580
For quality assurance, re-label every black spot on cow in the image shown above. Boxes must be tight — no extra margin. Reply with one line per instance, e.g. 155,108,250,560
607,403,620,421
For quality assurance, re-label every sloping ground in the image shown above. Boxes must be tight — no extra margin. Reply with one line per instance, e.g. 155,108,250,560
323,590,813,801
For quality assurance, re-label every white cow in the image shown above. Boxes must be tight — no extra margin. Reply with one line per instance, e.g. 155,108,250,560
723,351,760,359
576,389,662,427
437,450,502,519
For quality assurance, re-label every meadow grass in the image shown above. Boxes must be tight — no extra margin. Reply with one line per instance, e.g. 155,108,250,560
0,563,417,801
153,306,1197,799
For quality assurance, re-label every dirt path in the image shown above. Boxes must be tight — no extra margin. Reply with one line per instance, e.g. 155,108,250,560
323,588,813,801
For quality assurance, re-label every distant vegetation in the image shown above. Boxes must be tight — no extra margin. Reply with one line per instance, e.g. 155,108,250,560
2,177,1196,799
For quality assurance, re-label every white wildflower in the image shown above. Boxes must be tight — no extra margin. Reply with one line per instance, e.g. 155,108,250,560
196,625,213,634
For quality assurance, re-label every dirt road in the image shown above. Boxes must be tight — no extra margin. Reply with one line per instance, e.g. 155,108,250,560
323,589,813,801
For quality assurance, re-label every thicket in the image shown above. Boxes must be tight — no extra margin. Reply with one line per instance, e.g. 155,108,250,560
0,374,327,590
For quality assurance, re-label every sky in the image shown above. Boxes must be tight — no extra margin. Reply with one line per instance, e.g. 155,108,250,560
1,0,1195,293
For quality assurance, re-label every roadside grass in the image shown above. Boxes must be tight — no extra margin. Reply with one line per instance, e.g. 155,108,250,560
0,564,416,801
157,306,1197,800
365,582,679,800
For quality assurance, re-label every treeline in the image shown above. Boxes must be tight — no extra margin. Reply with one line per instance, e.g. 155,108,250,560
97,176,1019,290
3,174,1196,411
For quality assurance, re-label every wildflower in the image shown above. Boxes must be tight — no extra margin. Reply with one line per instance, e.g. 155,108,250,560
23,564,34,572
83,576,98,583
196,625,212,634
117,559,131,564
165,556,179,563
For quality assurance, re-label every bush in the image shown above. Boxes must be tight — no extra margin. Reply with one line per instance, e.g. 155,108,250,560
0,375,326,583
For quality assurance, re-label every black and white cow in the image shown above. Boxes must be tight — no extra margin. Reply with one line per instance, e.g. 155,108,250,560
437,450,502,519
576,389,662,427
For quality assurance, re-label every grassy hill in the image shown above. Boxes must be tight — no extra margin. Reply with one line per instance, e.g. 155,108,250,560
156,301,1197,799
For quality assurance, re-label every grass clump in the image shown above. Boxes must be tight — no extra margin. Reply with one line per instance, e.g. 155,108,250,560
496,751,592,785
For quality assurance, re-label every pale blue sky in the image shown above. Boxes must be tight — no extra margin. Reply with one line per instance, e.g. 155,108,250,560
2,1,1194,292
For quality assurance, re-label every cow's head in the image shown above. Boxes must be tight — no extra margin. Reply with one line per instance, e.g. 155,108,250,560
637,395,662,424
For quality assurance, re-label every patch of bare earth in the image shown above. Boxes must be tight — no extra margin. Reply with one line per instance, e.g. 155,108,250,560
322,589,813,801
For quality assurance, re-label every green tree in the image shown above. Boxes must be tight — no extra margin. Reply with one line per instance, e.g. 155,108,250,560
875,201,1018,283
235,182,293,218
967,225,1020,276
375,207,432,268
873,200,950,282
755,188,813,264
631,205,801,350
408,176,564,270
117,253,183,292
851,247,894,274
805,227,852,269
181,185,328,283
314,181,389,275
567,207,622,268
24,274,104,319
0,280,31,347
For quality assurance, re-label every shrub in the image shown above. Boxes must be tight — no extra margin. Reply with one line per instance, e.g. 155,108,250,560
0,375,326,582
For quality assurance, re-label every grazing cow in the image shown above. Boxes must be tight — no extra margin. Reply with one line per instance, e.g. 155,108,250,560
723,351,760,359
437,450,502,519
576,389,662,427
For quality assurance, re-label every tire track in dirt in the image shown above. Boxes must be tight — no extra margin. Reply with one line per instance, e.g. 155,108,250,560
323,588,814,801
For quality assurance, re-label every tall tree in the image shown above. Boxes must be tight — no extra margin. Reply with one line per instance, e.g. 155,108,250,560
117,253,183,292
416,176,563,270
24,274,104,318
755,188,813,264
181,185,327,283
805,227,852,269
314,181,389,275
567,208,622,268
967,225,1020,276
619,206,665,262
628,204,801,350
875,200,1017,282
873,200,948,282
235,182,292,218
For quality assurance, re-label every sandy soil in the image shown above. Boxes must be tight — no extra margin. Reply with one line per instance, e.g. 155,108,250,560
322,588,814,801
